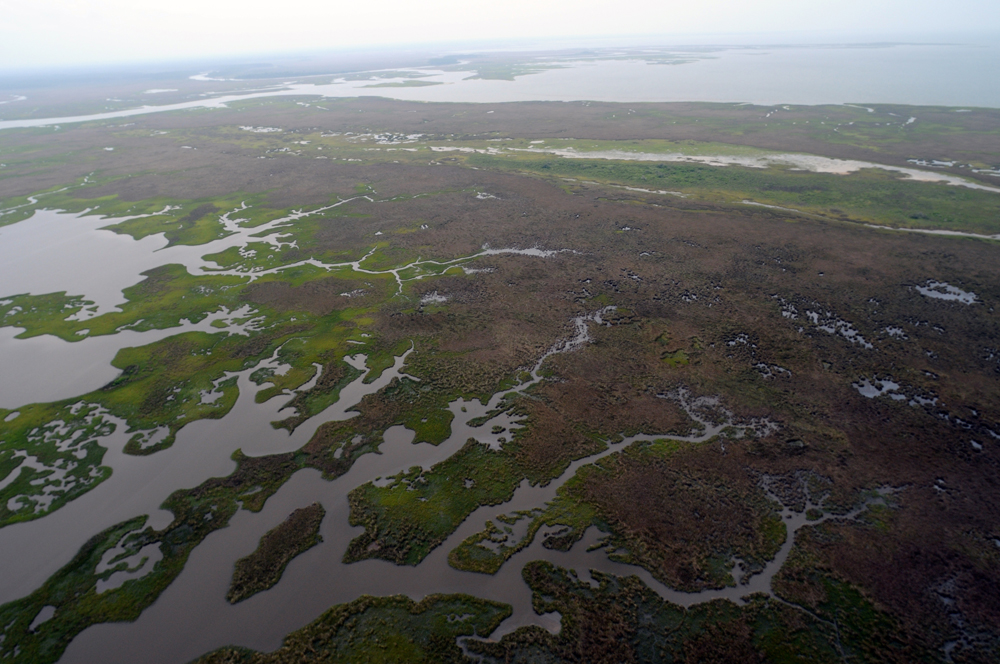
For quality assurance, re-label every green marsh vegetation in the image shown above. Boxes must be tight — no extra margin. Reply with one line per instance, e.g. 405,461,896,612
464,560,932,663
227,502,326,603
7,101,997,240
0,386,468,664
0,176,279,245
465,150,1000,236
448,438,787,590
0,266,536,663
197,594,510,664
0,445,325,663
0,186,508,527
0,516,156,664
149,116,999,237
0,402,117,526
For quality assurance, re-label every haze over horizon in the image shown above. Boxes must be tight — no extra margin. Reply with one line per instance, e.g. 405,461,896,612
2,0,999,72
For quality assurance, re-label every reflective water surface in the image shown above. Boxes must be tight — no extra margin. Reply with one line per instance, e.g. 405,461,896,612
1,40,998,133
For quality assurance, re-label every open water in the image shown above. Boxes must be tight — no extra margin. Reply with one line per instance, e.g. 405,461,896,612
0,39,998,132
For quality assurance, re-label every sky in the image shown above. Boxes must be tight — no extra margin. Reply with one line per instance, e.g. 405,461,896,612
1,0,998,71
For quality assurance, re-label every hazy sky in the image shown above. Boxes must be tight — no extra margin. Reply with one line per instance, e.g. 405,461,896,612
2,0,998,70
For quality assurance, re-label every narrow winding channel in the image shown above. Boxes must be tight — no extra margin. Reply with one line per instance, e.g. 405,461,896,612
0,208,878,663
57,311,840,664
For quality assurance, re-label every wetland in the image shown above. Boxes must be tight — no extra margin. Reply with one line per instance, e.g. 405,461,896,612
0,91,999,663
